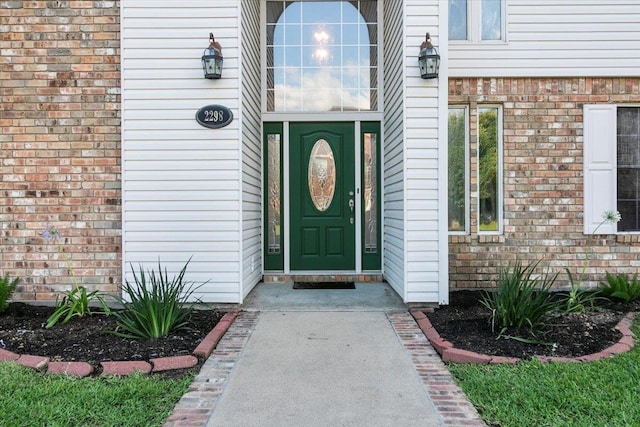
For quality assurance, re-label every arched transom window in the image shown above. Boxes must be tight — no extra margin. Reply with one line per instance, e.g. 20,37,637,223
266,0,379,112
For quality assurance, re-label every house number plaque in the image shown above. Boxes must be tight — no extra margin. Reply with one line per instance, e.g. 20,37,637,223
196,104,233,129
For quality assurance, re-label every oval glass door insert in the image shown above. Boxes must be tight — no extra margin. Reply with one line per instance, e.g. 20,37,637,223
308,139,336,211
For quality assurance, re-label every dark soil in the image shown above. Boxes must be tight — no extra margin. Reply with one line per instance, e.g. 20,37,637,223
0,303,223,375
2,292,637,370
427,290,639,359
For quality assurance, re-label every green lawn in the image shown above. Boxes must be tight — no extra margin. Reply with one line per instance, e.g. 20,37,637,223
0,363,192,427
449,319,640,427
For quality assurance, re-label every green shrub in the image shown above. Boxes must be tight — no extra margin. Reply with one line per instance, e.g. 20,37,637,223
600,272,640,302
0,274,18,313
480,260,560,332
110,259,203,339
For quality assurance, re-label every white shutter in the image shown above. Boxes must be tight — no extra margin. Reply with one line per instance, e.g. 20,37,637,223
583,104,617,234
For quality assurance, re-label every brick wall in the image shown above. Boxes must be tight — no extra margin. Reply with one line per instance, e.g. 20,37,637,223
449,77,640,290
1,1,121,301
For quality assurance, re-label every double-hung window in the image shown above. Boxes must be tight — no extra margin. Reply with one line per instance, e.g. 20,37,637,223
449,0,505,42
448,106,503,234
584,105,640,233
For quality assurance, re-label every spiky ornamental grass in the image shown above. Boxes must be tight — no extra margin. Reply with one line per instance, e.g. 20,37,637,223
110,258,203,340
480,260,560,333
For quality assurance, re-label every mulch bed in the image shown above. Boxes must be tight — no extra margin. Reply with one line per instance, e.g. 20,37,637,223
0,303,223,373
2,291,638,371
426,290,639,359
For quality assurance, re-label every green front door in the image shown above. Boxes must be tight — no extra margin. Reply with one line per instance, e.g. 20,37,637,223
290,123,356,270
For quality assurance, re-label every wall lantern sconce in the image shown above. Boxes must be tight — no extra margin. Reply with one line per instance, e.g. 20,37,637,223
418,32,440,79
201,33,223,79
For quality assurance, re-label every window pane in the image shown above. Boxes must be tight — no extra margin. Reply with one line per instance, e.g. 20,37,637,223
266,0,378,112
364,133,378,252
479,107,500,232
481,0,502,40
448,108,466,231
267,134,281,254
449,0,467,40
617,107,640,231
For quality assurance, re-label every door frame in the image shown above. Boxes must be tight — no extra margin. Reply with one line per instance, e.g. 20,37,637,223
263,120,382,273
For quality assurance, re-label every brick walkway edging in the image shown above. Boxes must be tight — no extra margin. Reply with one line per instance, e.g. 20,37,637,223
411,310,636,364
387,311,487,427
164,310,260,427
0,309,240,377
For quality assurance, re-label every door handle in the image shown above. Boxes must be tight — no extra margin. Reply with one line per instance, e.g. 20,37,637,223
348,198,355,224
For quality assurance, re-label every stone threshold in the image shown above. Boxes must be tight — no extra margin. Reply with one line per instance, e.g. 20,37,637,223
411,310,636,364
0,310,239,377
263,273,384,283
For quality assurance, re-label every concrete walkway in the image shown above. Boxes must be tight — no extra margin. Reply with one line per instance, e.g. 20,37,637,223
206,311,442,426
164,283,485,427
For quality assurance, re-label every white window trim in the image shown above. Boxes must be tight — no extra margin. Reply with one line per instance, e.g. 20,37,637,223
477,105,503,235
448,106,470,235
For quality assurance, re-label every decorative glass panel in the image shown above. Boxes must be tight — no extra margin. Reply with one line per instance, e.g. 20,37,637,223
267,134,281,253
364,133,377,253
266,0,378,112
308,139,336,211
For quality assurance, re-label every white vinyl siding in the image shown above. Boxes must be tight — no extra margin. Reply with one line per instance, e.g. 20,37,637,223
583,104,618,234
403,0,448,304
382,0,405,299
450,0,640,77
241,0,262,299
121,1,243,302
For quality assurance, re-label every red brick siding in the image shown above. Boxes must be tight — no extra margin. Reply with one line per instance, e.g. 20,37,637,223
1,1,121,301
449,77,640,290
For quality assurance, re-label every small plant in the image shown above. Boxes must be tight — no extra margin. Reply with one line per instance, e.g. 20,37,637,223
44,286,110,329
110,258,203,340
600,272,640,302
480,260,560,333
0,274,19,313
40,224,109,328
563,269,602,313
563,210,622,313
